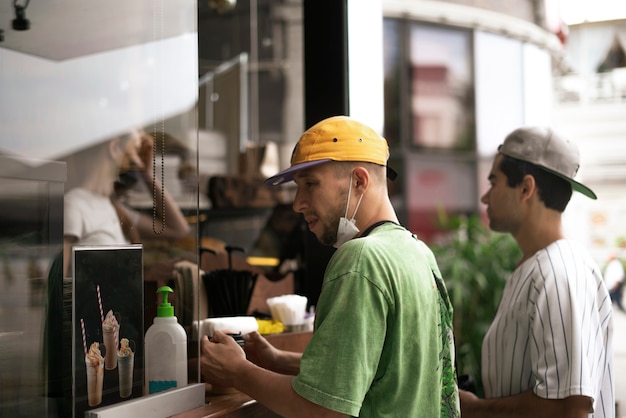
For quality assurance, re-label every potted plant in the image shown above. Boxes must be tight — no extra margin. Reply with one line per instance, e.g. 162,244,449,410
430,212,520,396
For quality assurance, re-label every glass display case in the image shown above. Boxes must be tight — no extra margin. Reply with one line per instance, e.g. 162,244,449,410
0,0,202,416
0,0,307,416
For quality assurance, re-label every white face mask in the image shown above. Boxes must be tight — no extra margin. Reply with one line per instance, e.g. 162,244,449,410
334,175,364,248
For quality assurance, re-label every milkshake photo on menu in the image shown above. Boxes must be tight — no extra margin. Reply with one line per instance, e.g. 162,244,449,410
102,309,120,370
73,245,143,416
117,338,136,398
84,340,105,407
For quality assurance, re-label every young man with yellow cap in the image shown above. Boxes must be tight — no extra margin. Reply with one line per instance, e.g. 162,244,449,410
201,115,460,417
460,127,614,418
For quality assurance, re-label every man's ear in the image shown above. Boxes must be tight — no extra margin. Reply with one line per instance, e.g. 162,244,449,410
520,174,536,198
353,166,370,190
108,138,124,162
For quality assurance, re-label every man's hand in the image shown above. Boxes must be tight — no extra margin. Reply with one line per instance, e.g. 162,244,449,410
200,331,247,387
459,389,481,417
242,331,280,371
136,131,154,176
119,129,153,177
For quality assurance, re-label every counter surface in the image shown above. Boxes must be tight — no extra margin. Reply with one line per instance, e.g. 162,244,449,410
174,330,312,418
174,391,279,418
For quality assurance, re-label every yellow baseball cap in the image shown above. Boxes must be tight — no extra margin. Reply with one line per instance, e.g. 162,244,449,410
265,115,396,186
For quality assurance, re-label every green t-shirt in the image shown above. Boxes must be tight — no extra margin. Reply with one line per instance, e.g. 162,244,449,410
292,222,459,417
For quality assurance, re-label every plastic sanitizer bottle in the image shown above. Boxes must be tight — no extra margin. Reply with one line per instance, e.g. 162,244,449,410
144,285,188,394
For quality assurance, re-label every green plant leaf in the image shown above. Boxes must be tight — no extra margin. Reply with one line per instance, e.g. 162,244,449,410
431,213,520,396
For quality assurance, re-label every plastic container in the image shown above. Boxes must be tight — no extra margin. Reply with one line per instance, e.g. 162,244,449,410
144,286,188,394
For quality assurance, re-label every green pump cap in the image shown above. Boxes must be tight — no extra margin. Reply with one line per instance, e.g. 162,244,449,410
156,286,175,317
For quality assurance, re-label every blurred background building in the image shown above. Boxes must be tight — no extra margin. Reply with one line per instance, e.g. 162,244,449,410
552,9,626,263
381,0,561,243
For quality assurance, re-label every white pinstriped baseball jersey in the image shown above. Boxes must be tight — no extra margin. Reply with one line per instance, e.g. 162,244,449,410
482,239,614,418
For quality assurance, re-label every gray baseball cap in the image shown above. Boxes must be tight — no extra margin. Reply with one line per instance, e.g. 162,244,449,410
498,126,597,200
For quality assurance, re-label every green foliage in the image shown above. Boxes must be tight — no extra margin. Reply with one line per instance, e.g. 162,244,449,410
430,212,521,396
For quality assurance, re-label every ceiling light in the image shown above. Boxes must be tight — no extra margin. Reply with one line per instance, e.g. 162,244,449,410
12,0,30,31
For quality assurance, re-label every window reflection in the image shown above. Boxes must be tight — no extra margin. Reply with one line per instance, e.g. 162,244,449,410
62,129,192,277
383,18,402,147
0,0,198,414
409,24,474,150
1,0,308,415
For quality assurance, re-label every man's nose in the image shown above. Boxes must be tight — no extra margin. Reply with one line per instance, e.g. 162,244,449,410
480,191,489,205
292,190,306,213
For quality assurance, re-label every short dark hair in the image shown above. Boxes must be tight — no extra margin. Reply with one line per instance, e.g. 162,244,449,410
332,161,386,182
498,154,572,212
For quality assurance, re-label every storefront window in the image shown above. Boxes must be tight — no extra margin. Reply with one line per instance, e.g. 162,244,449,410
383,12,555,242
383,18,403,148
409,23,475,150
0,1,198,416
383,18,477,239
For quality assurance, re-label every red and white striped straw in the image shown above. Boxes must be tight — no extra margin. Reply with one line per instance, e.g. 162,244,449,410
96,285,104,323
81,318,87,356
114,314,118,351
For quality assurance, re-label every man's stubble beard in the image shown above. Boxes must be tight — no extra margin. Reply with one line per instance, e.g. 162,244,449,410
319,216,340,247
318,186,349,247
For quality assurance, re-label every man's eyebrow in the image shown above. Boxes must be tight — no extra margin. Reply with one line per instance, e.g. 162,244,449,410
487,173,496,181
294,169,315,179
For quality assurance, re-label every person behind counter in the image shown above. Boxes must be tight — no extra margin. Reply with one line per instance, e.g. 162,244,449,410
459,127,614,418
200,115,460,417
62,128,190,276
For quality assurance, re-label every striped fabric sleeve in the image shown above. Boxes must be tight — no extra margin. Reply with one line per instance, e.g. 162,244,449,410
529,241,611,407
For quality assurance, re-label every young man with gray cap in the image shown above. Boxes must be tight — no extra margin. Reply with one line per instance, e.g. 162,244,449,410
459,127,614,418
201,115,460,417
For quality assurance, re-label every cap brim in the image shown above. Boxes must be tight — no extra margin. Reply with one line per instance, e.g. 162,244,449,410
539,165,597,200
265,160,399,186
264,159,332,186
571,180,597,200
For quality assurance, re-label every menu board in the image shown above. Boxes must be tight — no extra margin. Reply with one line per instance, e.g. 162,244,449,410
72,245,144,417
